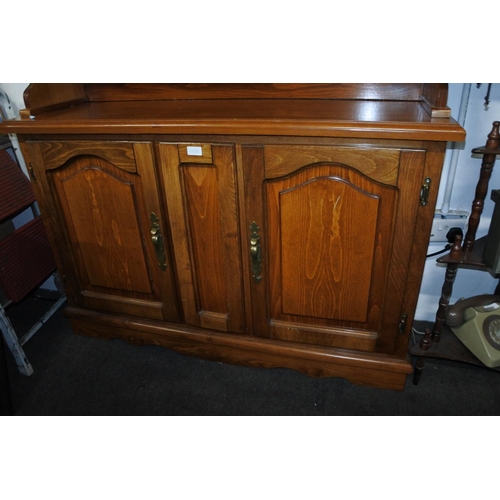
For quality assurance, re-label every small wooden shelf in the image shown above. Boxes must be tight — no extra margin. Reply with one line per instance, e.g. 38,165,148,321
437,235,499,276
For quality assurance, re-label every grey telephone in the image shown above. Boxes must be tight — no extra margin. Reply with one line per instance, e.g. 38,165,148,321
446,294,500,368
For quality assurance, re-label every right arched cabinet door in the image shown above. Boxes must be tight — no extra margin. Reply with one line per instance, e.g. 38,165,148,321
242,143,430,355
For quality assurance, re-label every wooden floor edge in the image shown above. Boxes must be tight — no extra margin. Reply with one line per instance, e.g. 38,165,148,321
65,307,412,390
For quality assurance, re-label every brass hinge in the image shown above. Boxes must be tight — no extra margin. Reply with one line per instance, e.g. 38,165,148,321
398,313,408,335
420,177,431,206
28,162,37,183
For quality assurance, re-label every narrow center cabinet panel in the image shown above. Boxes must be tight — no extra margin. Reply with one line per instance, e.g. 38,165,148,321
159,143,245,334
24,141,180,321
242,144,427,354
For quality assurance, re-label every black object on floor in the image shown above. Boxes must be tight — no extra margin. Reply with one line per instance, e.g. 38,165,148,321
0,332,13,415
4,293,500,415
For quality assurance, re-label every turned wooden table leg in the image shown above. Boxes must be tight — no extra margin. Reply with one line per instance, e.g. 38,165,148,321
413,237,462,384
413,328,433,385
432,262,459,342
432,236,462,342
464,121,500,252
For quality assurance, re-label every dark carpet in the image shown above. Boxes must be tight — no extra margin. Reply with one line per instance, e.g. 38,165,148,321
2,291,500,415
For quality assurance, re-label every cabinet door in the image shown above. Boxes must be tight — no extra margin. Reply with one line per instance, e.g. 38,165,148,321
242,144,427,354
159,143,245,334
25,141,180,322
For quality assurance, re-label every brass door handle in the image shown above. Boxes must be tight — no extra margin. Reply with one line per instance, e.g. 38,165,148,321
249,221,262,283
151,229,159,245
150,212,167,271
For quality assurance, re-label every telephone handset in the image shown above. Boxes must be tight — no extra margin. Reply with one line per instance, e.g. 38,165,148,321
446,294,500,368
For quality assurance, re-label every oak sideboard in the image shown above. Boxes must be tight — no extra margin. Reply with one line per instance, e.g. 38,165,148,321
0,84,466,390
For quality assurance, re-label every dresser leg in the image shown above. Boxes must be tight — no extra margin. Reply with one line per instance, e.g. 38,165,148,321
413,357,425,385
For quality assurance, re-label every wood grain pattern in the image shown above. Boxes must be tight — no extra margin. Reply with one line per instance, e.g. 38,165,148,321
421,83,449,108
67,306,413,390
23,83,87,115
10,84,464,389
265,162,397,343
160,143,245,334
375,150,427,353
264,145,400,185
270,320,377,351
235,145,255,334
276,175,379,322
54,157,152,293
20,141,84,309
81,290,164,320
212,145,246,334
34,142,180,321
132,142,181,322
159,144,200,325
241,146,270,338
1,99,466,142
83,83,427,102
199,311,229,331
39,141,137,172
183,165,228,315
394,144,446,357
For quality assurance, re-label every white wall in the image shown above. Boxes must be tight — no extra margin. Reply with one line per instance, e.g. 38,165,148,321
1,82,499,318
0,83,29,177
0,83,29,117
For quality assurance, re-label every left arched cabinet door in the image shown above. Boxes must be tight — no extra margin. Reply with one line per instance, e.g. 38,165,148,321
22,140,180,322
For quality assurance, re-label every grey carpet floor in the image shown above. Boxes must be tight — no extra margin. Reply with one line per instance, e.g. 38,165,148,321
4,293,500,415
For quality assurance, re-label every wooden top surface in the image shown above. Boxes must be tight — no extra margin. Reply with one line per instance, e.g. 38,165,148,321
0,98,465,141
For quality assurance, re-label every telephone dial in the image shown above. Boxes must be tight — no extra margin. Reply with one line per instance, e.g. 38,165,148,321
446,294,500,368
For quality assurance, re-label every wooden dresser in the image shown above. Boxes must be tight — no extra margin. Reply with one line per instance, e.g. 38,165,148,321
0,84,466,390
